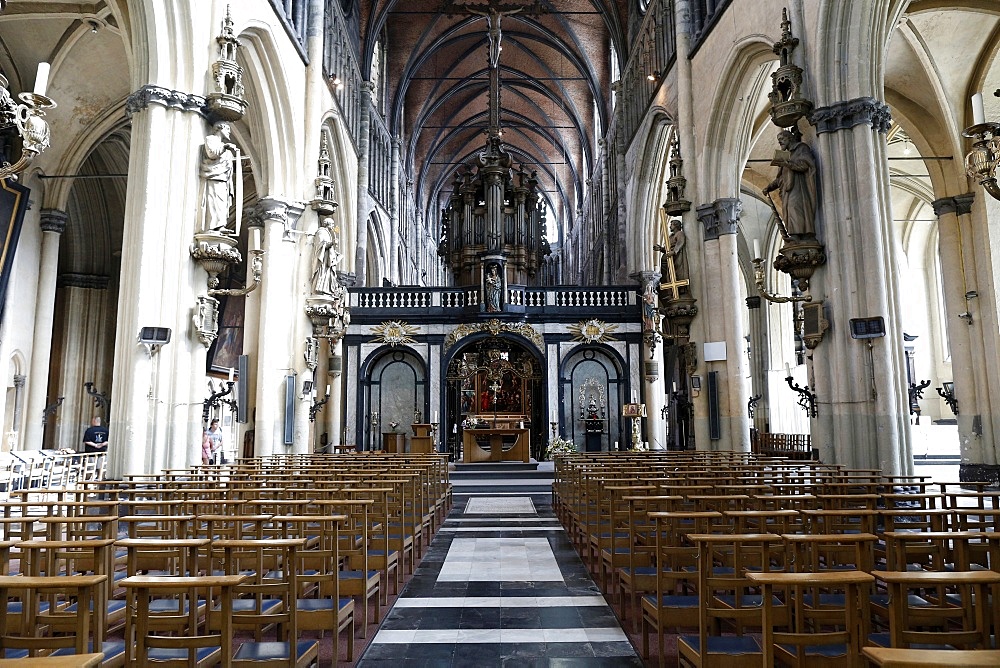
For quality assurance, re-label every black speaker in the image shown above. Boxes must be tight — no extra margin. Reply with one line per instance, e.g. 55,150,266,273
237,355,248,423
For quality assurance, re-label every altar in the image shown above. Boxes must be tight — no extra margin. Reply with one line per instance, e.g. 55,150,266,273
462,428,530,463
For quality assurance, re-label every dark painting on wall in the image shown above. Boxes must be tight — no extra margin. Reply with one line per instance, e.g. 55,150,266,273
0,179,29,325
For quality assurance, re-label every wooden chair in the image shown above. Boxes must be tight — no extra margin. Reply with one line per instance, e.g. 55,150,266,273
0,655,105,667
871,570,1000,650
213,538,320,667
0,574,122,665
747,570,873,667
272,514,356,664
677,533,785,668
122,574,245,666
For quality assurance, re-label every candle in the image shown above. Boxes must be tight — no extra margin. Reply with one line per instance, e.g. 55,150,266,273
326,384,331,396
33,62,50,96
251,227,262,250
631,390,637,403
785,362,791,378
228,367,234,382
753,238,761,260
672,381,677,392
973,92,986,125
433,411,438,423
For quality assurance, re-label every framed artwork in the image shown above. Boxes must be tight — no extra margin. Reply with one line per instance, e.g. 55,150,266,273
622,403,646,417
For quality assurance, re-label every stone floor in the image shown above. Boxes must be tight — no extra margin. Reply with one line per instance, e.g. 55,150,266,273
356,492,642,667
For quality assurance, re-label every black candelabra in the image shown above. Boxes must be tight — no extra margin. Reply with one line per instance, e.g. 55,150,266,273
908,379,931,423
309,390,331,423
785,374,817,418
747,394,762,420
671,390,692,450
202,380,236,424
936,382,958,416
42,396,64,425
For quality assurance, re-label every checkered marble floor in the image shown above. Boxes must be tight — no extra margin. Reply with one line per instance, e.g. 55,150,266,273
357,495,641,666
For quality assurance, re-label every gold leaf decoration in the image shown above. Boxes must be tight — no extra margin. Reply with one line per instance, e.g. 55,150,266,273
370,321,419,347
444,319,544,353
568,319,619,343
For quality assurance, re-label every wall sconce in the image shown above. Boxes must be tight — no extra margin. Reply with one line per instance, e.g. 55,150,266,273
936,381,958,416
647,70,661,82
331,76,345,92
752,241,812,304
958,311,973,324
963,92,1000,201
0,62,56,179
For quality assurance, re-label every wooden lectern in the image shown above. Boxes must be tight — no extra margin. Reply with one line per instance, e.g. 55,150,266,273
410,424,435,454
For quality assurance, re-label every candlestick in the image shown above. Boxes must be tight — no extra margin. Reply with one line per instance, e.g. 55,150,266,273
228,367,234,382
251,227,262,250
753,238,761,260
433,410,438,423
972,92,986,125
33,62,50,96
785,362,791,378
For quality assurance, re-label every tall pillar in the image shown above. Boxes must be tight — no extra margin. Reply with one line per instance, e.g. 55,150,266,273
746,296,769,433
23,209,66,450
809,98,910,473
697,198,750,452
50,274,111,451
253,197,305,456
933,194,999,480
354,83,374,285
113,87,209,479
634,270,666,448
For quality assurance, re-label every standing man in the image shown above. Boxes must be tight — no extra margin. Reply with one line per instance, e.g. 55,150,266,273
82,416,108,453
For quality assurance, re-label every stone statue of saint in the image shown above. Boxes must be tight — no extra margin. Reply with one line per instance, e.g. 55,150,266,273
485,264,502,312
763,129,818,239
200,122,239,233
311,218,342,296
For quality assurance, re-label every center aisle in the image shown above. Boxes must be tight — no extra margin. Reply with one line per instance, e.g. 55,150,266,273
356,491,643,666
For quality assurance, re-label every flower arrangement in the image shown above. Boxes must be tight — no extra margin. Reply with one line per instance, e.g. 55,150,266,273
545,436,578,459
461,416,485,429
388,421,400,432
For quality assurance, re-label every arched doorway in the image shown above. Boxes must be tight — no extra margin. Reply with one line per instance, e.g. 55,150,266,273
444,336,544,461
559,345,627,451
362,348,426,451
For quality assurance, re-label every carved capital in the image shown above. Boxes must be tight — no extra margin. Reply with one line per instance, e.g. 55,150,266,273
39,209,67,234
13,374,25,389
713,197,742,235
746,295,762,309
810,97,892,135
932,193,976,217
254,196,306,234
697,202,720,241
125,85,207,119
630,269,661,292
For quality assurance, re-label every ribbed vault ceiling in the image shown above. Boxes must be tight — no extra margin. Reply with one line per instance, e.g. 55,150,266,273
361,0,626,239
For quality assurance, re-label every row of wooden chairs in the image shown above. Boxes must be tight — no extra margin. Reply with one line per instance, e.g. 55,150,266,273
551,452,1000,667
0,453,452,665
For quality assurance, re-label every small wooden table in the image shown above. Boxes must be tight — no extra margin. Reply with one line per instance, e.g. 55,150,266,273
463,428,530,463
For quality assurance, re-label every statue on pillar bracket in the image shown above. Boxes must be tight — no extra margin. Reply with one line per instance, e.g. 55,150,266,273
761,7,825,294
656,207,696,342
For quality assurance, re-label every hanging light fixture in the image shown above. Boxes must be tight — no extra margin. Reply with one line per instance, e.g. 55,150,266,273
0,62,57,180
963,91,1000,201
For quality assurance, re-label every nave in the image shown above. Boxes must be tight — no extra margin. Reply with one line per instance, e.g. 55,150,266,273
358,491,642,666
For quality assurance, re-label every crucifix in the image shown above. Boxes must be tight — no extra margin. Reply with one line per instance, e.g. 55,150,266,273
656,209,690,301
444,0,540,68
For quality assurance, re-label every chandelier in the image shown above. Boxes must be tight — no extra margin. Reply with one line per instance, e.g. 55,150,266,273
0,62,56,180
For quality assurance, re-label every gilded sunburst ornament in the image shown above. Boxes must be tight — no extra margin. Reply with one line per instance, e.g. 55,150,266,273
569,319,618,343
370,321,419,346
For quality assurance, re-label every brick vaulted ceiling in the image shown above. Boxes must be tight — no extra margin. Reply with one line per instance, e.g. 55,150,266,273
360,0,628,236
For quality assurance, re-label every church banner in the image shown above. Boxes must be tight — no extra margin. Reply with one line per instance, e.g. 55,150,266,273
0,178,29,325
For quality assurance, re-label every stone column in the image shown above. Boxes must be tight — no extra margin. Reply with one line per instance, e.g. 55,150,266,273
354,82,374,285
9,374,25,450
389,136,401,284
23,209,66,450
50,274,111,451
808,98,911,473
697,198,750,452
634,270,666,448
746,296,768,433
327,338,343,448
933,194,998,479
252,197,305,456
112,87,208,479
